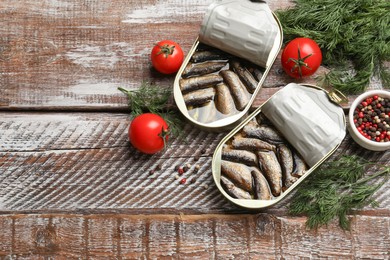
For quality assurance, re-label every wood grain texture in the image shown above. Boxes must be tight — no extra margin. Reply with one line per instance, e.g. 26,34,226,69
0,112,389,213
0,213,389,259
0,0,202,110
0,0,383,111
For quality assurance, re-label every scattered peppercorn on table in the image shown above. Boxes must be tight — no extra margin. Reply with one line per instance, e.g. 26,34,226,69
0,0,389,258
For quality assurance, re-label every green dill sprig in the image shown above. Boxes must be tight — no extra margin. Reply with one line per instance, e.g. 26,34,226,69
289,155,389,230
276,0,390,94
118,82,184,138
118,82,172,116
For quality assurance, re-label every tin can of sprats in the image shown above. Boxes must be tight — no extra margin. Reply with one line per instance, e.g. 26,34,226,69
174,0,283,131
211,83,346,209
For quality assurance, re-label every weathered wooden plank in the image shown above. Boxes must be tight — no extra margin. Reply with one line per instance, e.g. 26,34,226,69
278,216,354,259
118,217,147,259
0,214,388,259
51,217,86,259
0,112,228,212
1,0,379,111
249,214,279,259
87,217,118,258
148,217,178,258
177,215,214,259
0,217,13,257
0,112,389,213
0,112,130,151
352,216,390,259
0,0,211,110
214,216,250,258
12,216,52,257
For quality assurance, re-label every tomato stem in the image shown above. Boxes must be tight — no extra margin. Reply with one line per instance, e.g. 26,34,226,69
158,126,169,151
156,44,175,58
287,46,312,78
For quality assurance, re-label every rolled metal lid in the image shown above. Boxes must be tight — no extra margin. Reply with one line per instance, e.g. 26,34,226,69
261,83,346,167
199,0,279,68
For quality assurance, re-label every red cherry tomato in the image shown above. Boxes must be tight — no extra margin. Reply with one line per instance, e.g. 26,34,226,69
281,37,322,78
151,40,184,74
129,113,169,154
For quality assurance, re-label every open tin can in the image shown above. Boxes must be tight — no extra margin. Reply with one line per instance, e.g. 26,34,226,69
174,0,283,131
211,83,346,209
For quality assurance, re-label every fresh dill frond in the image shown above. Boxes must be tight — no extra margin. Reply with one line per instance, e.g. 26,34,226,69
289,155,389,230
317,61,374,94
118,82,185,138
118,82,172,116
276,0,390,94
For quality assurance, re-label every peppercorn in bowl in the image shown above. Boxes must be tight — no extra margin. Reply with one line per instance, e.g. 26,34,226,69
348,90,390,151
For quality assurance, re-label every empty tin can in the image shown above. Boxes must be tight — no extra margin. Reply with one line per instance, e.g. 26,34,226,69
212,83,346,209
174,0,283,131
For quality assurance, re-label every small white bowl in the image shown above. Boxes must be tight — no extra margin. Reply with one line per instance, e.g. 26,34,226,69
348,90,390,151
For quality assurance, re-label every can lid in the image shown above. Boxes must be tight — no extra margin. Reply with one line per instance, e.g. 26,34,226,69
261,83,346,167
199,0,279,68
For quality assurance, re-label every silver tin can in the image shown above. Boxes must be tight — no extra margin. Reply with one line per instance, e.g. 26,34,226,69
199,0,279,68
174,0,282,131
212,83,346,209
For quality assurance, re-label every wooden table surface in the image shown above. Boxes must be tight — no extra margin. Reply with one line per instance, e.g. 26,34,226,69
1,0,389,259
